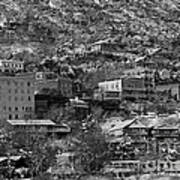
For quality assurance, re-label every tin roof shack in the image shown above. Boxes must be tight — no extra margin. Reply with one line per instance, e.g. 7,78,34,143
6,119,71,139
123,119,149,139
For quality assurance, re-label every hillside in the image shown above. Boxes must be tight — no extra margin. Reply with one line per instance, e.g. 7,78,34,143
1,0,180,87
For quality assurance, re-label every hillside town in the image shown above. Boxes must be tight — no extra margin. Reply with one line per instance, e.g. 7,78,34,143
2,0,180,180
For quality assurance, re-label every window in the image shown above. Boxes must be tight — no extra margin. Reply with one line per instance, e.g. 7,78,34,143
9,114,12,120
22,106,24,110
15,114,18,119
21,97,24,101
8,96,11,101
27,82,31,87
8,89,11,93
15,107,18,111
28,96,31,101
3,106,6,111
9,107,11,111
21,89,24,94
15,89,18,94
14,96,18,101
27,89,30,94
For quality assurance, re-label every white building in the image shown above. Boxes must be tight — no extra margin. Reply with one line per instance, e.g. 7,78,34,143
0,59,24,73
98,79,122,92
97,79,122,101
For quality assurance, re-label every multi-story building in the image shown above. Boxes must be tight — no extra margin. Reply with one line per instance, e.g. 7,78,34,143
122,75,155,101
35,71,59,93
35,72,73,98
0,59,24,73
0,73,35,121
96,79,122,101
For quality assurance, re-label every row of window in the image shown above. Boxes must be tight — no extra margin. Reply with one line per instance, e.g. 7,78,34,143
7,89,31,94
6,96,32,101
6,81,31,87
9,114,19,120
4,106,33,111
3,63,23,69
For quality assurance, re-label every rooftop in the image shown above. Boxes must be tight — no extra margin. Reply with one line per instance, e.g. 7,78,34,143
109,119,136,132
7,119,56,126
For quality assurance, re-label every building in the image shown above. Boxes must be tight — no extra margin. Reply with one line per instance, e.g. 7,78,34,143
58,77,73,98
97,79,122,101
122,75,155,101
0,73,35,121
152,125,179,155
6,119,71,138
35,71,59,93
156,83,180,101
35,94,49,119
35,72,73,98
0,59,24,73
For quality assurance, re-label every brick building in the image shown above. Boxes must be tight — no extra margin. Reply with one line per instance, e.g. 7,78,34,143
0,73,35,121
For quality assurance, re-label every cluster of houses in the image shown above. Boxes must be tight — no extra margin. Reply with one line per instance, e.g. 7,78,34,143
102,113,180,178
0,59,81,141
93,66,180,103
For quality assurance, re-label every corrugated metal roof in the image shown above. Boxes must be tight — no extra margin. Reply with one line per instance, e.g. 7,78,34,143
7,119,56,126
109,119,135,132
128,120,147,129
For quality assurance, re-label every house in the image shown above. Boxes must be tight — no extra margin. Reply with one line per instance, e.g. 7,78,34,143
123,119,149,139
0,59,24,73
152,125,179,154
152,125,179,140
108,118,151,156
6,119,71,138
0,73,35,121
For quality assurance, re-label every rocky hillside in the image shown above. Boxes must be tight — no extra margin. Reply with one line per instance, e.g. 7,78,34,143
1,0,180,87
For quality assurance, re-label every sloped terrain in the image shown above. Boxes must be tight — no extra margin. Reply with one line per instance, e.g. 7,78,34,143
1,0,180,86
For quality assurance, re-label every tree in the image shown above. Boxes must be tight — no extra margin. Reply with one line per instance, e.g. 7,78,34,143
1,128,58,178
72,121,110,174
